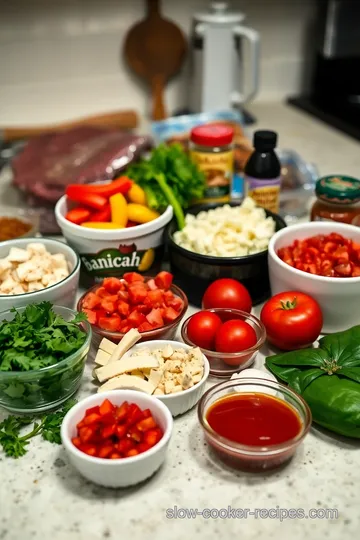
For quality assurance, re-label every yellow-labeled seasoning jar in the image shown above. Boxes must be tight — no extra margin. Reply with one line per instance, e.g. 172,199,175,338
189,124,234,203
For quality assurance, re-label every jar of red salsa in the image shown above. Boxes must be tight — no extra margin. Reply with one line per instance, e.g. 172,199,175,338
311,175,360,226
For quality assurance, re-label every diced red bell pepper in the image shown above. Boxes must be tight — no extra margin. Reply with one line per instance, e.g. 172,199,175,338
80,444,97,456
66,187,108,210
123,272,145,283
65,207,91,225
86,406,100,416
126,449,139,457
110,452,121,459
99,399,115,416
154,271,173,290
71,437,82,448
117,439,134,454
115,401,129,422
98,444,114,459
137,442,151,454
84,413,102,426
128,427,143,443
142,409,152,419
79,426,94,443
101,424,116,439
127,403,144,426
115,424,127,439
98,315,122,332
143,428,162,447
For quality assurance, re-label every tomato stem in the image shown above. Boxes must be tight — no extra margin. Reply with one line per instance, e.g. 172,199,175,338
280,298,297,310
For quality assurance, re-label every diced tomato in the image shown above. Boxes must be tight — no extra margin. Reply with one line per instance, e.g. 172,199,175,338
147,289,163,304
116,424,127,438
117,300,130,317
82,292,101,309
146,308,164,328
163,307,179,323
147,279,157,291
98,444,114,459
76,419,85,430
99,399,115,416
103,277,124,294
137,442,151,454
136,416,157,432
128,285,147,304
79,426,94,443
135,303,152,314
101,424,116,439
127,403,144,426
168,296,183,311
82,308,97,324
120,324,131,334
137,322,153,332
110,452,121,459
84,413,102,426
101,296,118,313
123,272,145,283
154,271,173,290
334,263,352,276
117,439,134,454
352,266,360,277
80,444,97,457
142,409,152,419
144,428,162,447
117,290,129,302
98,315,121,332
115,401,129,422
71,437,81,448
128,427,143,442
95,286,108,298
127,310,146,328
126,449,139,457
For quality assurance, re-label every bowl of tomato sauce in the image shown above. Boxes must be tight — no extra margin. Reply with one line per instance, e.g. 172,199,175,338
197,378,311,471
268,221,360,333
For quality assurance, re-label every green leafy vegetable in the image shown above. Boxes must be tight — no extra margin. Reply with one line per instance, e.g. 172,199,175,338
0,399,76,458
126,143,206,229
0,302,87,372
265,325,360,438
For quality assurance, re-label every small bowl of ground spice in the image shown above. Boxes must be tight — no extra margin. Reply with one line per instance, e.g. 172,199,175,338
0,207,39,242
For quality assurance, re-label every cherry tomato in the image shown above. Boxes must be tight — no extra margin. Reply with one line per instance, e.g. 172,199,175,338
202,278,252,313
260,291,323,351
215,319,257,355
187,311,222,350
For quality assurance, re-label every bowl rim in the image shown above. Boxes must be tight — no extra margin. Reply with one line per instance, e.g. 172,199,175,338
181,308,266,359
55,195,173,240
61,389,173,465
0,305,92,378
197,377,312,454
122,339,210,401
268,221,360,283
0,237,80,298
166,204,287,264
77,279,188,340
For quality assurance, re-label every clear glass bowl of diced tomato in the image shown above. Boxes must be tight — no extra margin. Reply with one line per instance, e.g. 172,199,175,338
77,271,188,346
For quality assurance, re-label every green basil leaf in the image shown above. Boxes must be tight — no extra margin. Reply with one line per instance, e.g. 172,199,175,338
338,368,360,384
266,347,328,368
319,325,360,366
287,368,326,394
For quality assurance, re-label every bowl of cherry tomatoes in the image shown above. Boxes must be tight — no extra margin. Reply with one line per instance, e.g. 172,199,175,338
181,308,266,377
77,271,188,346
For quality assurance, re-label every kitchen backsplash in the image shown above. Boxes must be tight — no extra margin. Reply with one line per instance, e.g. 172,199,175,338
0,0,316,124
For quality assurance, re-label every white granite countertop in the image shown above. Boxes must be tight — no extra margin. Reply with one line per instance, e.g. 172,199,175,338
1,103,360,540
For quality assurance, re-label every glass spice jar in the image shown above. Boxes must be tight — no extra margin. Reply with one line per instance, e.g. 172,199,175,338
311,175,360,226
189,124,234,203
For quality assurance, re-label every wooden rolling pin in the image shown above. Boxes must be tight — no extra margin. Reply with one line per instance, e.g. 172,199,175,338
1,109,139,142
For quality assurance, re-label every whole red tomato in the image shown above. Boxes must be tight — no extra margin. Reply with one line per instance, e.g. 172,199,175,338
202,279,252,313
260,291,323,350
187,311,222,350
215,319,257,355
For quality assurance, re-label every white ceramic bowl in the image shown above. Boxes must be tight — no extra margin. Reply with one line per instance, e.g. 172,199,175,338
0,237,80,311
268,221,360,333
122,340,210,417
61,390,173,488
55,195,173,283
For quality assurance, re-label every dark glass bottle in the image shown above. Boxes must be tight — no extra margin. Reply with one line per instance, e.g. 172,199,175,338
244,130,281,213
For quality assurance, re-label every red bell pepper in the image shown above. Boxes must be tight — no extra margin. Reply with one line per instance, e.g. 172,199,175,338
66,187,107,210
65,207,91,224
89,204,111,222
66,177,133,198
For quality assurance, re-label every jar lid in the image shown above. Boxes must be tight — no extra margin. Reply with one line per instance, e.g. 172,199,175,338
190,124,234,147
315,175,360,204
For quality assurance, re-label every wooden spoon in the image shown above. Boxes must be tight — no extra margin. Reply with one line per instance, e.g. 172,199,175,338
123,0,187,120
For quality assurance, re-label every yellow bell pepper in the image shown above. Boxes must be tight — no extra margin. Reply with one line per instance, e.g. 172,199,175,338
110,193,128,227
128,184,147,205
127,204,160,224
81,222,122,229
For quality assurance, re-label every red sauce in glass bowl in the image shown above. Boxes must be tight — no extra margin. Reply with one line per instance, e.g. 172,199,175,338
206,393,302,446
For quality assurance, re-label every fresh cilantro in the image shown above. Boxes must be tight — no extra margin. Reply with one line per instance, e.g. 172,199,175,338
0,302,87,373
0,399,77,458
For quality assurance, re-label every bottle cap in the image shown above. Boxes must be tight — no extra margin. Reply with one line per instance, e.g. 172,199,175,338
315,175,360,204
253,130,277,151
190,124,234,147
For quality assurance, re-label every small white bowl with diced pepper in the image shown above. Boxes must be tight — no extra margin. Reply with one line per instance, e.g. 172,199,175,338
93,333,210,417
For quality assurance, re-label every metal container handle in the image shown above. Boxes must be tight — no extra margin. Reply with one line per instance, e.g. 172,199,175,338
233,25,260,104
